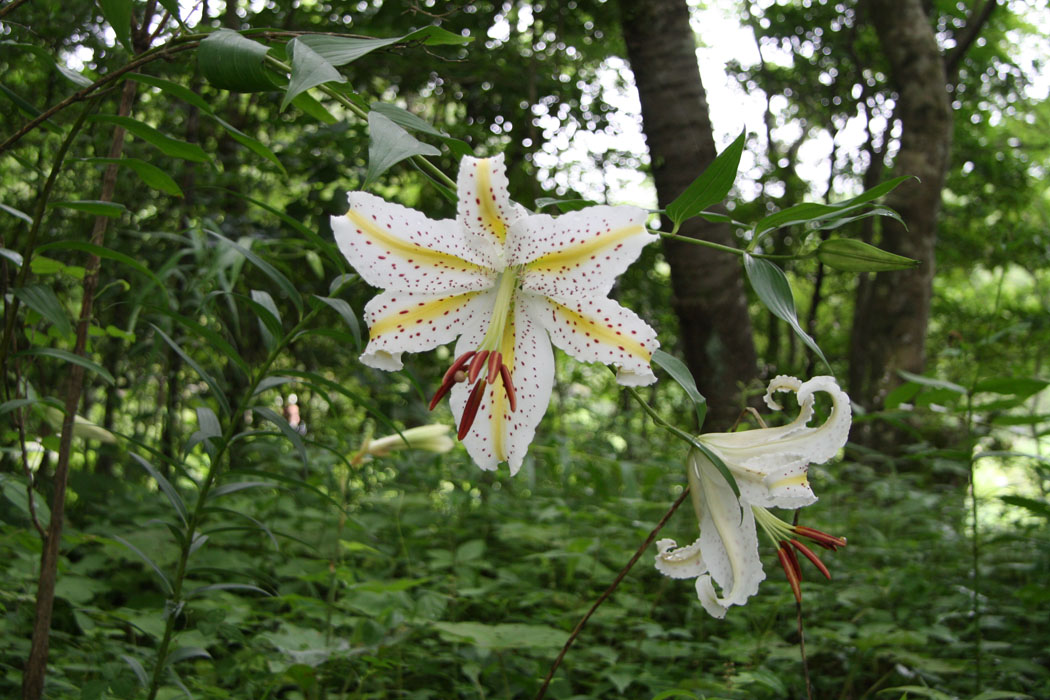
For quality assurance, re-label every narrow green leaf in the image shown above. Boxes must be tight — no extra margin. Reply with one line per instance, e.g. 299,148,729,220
534,197,598,213
756,175,914,235
90,114,209,163
83,157,183,197
365,111,440,186
1,397,59,416
13,284,72,336
206,187,336,263
998,495,1050,520
206,230,303,313
196,406,222,439
98,0,133,51
973,377,1049,398
2,41,94,86
896,370,966,394
652,350,708,429
129,453,188,525
0,83,62,132
209,115,286,174
689,439,740,500
0,203,33,225
208,481,277,499
187,583,271,598
370,102,446,137
199,29,275,92
14,347,115,384
0,247,24,266
50,200,126,218
282,38,346,110
151,308,249,377
127,73,213,112
665,130,745,226
166,646,212,666
151,325,231,414
744,255,829,369
289,90,339,123
110,535,173,594
254,376,297,395
252,406,308,468
37,239,167,301
311,295,361,349
201,505,279,549
249,289,282,348
120,655,149,687
225,468,345,512
816,238,920,272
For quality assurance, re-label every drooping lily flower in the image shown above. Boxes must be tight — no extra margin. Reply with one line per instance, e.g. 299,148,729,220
333,154,659,474
655,375,851,618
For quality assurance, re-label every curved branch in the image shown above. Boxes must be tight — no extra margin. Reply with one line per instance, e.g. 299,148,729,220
944,0,998,84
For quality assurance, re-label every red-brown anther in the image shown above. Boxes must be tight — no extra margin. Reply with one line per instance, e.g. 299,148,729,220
442,351,476,385
777,546,802,603
499,363,517,412
430,352,477,410
783,541,803,581
795,525,847,550
791,539,832,580
467,350,490,384
457,379,487,440
487,351,502,385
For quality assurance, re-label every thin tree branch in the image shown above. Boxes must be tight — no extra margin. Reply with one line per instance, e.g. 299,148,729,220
944,0,998,83
534,486,691,700
0,0,32,20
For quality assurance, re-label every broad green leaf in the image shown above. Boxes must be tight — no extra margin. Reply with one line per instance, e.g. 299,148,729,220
290,90,339,123
129,453,188,525
652,349,708,429
311,295,361,349
14,347,115,385
365,111,440,186
167,647,212,665
253,406,307,468
2,41,94,86
110,535,173,594
999,495,1050,520
206,230,303,313
50,200,126,218
13,284,72,336
31,256,84,279
665,130,745,227
973,377,1048,398
151,325,231,415
83,157,183,197
98,0,133,51
431,621,566,649
744,255,829,369
199,29,275,92
0,473,50,524
0,203,33,225
90,115,209,163
816,238,920,272
370,102,446,137
282,38,346,109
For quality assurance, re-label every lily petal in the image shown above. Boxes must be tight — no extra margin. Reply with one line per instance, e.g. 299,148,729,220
449,300,554,474
333,192,497,294
523,293,659,386
654,538,708,580
689,450,765,619
457,154,526,267
509,205,655,298
698,375,851,509
361,288,494,370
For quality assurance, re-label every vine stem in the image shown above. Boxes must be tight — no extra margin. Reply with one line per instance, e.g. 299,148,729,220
144,305,322,699
534,486,691,700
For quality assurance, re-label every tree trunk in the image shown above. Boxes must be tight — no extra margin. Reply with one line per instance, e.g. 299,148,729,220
618,0,759,430
848,0,953,412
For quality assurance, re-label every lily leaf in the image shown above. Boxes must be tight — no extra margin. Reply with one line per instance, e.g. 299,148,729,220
365,111,440,186
744,255,829,370
282,38,346,110
665,130,745,228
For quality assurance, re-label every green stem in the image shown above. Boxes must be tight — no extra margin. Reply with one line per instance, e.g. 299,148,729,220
145,305,322,699
653,229,794,260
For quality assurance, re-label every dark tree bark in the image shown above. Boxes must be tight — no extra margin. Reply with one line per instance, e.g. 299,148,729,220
618,0,759,430
848,0,955,411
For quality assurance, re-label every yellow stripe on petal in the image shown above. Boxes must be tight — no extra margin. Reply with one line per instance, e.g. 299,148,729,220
369,291,483,340
548,299,652,362
346,209,482,274
770,473,809,490
475,159,508,244
525,223,646,272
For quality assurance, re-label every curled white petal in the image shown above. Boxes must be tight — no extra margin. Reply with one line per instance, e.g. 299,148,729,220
654,538,707,580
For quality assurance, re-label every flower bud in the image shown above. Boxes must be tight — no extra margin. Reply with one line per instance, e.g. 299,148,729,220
816,238,920,272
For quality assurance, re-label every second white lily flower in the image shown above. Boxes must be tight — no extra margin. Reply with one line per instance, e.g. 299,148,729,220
655,375,851,618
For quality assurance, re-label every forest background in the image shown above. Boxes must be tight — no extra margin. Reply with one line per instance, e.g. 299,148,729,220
1,0,1048,698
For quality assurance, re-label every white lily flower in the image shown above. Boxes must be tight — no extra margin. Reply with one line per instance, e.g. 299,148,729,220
655,375,851,618
333,154,659,474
